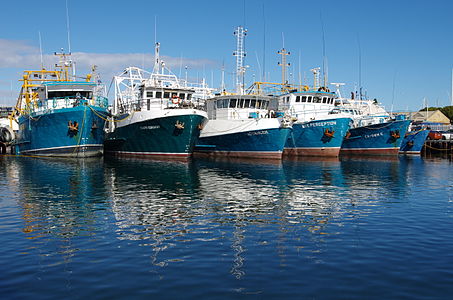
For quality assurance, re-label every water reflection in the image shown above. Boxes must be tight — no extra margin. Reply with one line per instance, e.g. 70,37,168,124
282,158,345,233
2,154,419,286
193,158,288,279
0,155,109,291
104,156,202,267
2,157,108,240
339,156,409,206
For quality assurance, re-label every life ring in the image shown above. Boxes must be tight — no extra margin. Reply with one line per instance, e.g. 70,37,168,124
0,127,14,143
171,95,181,104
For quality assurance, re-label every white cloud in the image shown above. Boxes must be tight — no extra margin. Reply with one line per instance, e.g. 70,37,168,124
0,39,218,80
0,39,219,105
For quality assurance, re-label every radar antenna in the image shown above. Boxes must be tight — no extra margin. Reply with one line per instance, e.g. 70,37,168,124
310,67,320,90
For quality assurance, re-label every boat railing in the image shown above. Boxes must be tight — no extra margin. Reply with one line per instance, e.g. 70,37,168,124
118,97,204,113
24,96,108,114
292,107,334,121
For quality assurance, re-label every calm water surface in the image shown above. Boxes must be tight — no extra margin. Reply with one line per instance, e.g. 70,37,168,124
1,155,453,299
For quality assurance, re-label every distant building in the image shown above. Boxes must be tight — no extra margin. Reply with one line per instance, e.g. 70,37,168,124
412,110,450,124
394,110,450,124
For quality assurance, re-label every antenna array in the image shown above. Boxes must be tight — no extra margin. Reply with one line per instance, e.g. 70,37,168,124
233,26,247,95
278,48,290,86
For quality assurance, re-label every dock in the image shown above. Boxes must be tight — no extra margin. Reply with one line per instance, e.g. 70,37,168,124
422,140,453,156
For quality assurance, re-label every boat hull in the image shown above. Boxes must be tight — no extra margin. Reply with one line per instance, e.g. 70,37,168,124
195,119,291,159
340,119,411,156
399,129,429,154
284,117,351,157
104,111,207,158
15,105,107,157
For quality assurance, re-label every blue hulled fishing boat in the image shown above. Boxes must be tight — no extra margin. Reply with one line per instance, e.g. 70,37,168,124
399,127,429,154
278,88,351,157
335,92,410,155
341,119,411,155
12,52,109,157
195,94,292,159
194,26,291,159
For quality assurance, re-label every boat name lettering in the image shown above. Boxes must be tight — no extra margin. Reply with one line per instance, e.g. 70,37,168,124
140,125,160,130
301,121,336,128
364,132,384,139
247,130,269,136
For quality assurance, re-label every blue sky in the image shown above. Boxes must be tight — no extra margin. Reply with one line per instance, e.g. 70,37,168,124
1,0,452,111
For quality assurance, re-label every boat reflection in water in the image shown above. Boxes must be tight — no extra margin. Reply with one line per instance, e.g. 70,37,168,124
1,156,109,266
282,157,346,234
105,156,202,267
103,155,411,278
339,155,410,207
4,153,414,293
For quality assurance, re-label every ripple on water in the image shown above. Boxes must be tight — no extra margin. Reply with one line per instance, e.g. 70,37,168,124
1,156,453,298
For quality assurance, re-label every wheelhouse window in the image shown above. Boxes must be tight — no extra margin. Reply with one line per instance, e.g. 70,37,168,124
217,98,230,108
314,96,321,103
296,96,301,102
229,98,237,108
156,91,162,98
322,97,327,103
301,96,307,102
250,99,256,108
307,96,312,102
164,92,170,98
47,90,92,99
187,94,192,100
146,91,154,98
180,93,186,100
239,99,245,108
244,99,250,108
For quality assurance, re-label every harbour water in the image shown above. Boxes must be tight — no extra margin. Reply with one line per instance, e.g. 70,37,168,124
1,155,453,299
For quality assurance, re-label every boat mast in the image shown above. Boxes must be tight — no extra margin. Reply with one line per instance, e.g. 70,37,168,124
221,62,225,94
54,50,72,81
310,67,320,90
153,42,160,75
451,68,453,106
233,26,247,95
38,31,44,70
278,47,290,89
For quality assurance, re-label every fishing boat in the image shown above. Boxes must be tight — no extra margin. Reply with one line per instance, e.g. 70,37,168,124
104,43,208,158
194,26,291,159
335,90,410,155
399,126,429,155
278,88,351,157
194,94,292,159
0,106,17,154
11,52,109,157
